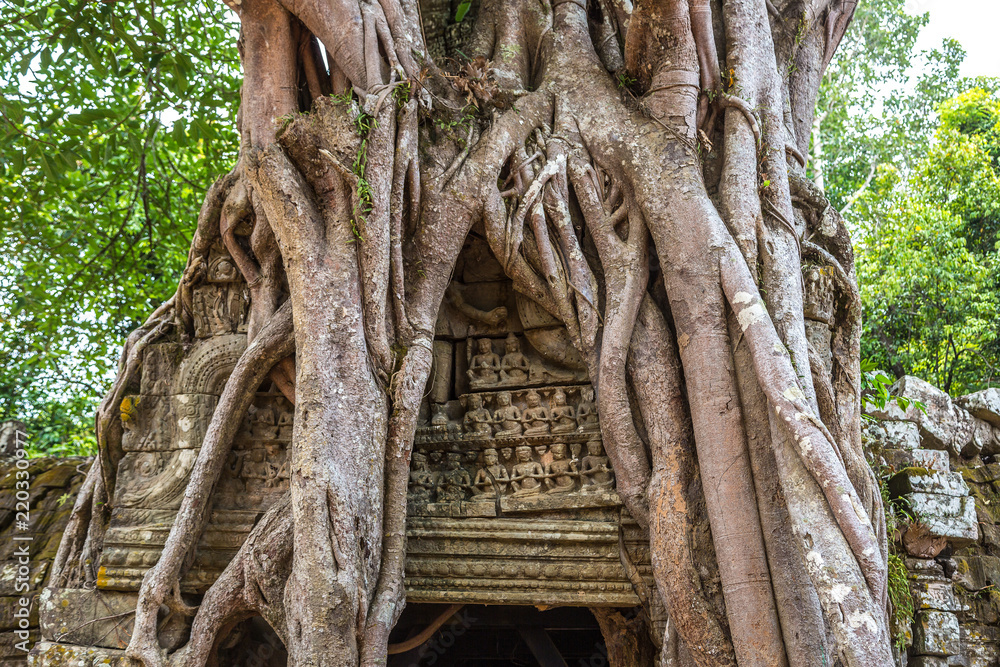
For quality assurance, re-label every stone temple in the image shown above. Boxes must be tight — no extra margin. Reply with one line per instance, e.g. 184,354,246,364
5,225,1000,665
23,233,654,665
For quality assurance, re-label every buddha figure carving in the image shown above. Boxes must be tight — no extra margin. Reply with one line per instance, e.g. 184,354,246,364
251,407,278,440
492,391,522,437
263,442,288,488
544,443,579,494
463,394,493,437
580,439,614,491
499,333,530,385
463,449,480,475
473,448,510,496
242,449,270,482
522,390,551,436
550,389,576,434
576,386,599,432
436,451,472,502
408,452,435,502
468,338,500,387
430,402,449,432
510,445,544,497
277,408,293,440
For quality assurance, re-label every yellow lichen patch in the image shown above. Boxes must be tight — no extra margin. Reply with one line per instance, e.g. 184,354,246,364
119,396,139,422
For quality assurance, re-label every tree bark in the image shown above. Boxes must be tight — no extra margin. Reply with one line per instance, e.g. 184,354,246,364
54,0,895,664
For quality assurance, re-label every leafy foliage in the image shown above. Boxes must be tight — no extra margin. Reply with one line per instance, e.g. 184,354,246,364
813,0,964,211
853,83,1000,395
860,359,924,420
0,0,240,453
819,0,1000,395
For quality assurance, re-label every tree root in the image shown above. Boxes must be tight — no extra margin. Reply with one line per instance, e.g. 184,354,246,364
629,296,736,667
72,0,887,664
127,303,294,667
164,494,293,667
591,607,657,667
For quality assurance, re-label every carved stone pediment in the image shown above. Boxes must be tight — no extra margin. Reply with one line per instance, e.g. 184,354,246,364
92,241,650,608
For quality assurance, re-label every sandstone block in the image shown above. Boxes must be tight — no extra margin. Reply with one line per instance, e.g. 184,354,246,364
908,493,979,545
958,389,1000,429
869,376,977,456
914,611,961,656
885,449,950,474
891,471,970,498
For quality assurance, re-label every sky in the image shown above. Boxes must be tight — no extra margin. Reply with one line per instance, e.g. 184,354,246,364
905,0,1000,78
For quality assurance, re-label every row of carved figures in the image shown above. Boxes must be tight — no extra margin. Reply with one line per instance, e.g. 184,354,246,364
408,440,614,503
467,334,532,387
428,387,600,439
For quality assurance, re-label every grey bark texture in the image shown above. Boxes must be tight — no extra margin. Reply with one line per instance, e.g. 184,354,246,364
52,0,893,664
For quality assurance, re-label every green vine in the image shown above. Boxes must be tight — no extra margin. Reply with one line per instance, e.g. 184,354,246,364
887,550,914,652
332,91,378,241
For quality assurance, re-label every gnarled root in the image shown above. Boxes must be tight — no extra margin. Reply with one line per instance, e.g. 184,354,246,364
164,494,293,667
590,607,658,667
126,303,294,667
629,296,736,666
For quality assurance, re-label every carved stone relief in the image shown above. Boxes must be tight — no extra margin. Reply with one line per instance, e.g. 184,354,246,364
192,245,249,339
93,237,649,608
803,263,836,372
410,385,612,511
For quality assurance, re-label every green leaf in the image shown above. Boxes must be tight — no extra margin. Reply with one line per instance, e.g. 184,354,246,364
67,109,115,125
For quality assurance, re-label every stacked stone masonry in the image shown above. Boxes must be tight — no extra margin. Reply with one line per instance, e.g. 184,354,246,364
871,378,1000,666
0,454,88,666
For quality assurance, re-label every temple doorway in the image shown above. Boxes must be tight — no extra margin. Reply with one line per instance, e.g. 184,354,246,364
387,604,612,666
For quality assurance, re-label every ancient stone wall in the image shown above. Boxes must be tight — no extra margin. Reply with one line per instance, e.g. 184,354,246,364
0,455,88,665
869,377,1000,666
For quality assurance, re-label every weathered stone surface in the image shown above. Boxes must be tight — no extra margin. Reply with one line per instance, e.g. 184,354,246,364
885,448,951,474
970,418,1000,457
953,555,999,591
38,588,137,649
909,657,949,667
914,611,962,656
885,420,923,450
866,419,922,451
908,493,979,545
869,376,977,455
912,579,963,613
891,471,970,498
804,319,832,374
28,641,130,666
120,394,218,452
0,458,88,664
958,389,1000,429
961,624,1000,667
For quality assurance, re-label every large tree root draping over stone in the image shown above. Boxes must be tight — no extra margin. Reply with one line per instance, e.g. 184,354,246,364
55,0,896,664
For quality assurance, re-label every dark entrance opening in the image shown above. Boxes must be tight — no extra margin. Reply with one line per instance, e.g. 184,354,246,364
387,604,611,666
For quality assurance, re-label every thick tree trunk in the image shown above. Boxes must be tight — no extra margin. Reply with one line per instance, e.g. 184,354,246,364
53,0,896,664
